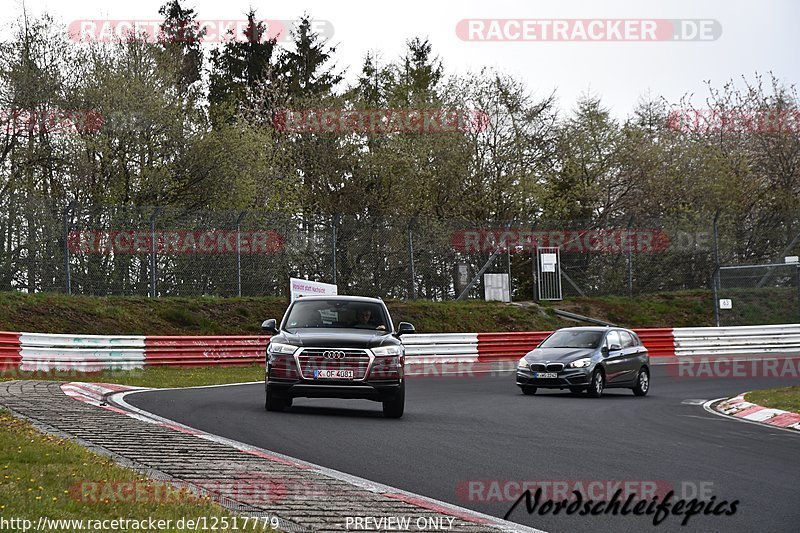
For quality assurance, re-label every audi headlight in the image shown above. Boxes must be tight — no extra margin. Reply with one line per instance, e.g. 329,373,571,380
567,357,592,368
267,343,297,355
372,345,403,357
517,357,529,369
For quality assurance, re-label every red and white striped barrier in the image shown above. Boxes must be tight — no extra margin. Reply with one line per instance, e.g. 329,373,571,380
476,332,550,362
0,331,22,370
145,336,271,367
14,324,800,373
1,328,679,373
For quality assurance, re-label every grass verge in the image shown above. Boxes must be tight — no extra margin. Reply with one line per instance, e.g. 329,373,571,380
745,386,800,414
0,365,264,388
0,410,272,532
0,290,723,336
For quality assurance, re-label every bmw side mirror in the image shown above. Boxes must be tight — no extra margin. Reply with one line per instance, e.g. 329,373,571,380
610,343,622,352
396,322,416,337
261,319,278,335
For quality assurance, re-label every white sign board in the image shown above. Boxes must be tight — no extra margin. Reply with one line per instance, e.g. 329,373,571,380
719,298,732,310
785,256,799,264
290,277,338,302
541,253,557,273
484,273,510,302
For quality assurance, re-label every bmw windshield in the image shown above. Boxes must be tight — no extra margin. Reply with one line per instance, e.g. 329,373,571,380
283,300,390,332
539,330,604,349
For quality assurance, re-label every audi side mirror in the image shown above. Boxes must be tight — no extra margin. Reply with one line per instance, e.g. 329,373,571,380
396,322,416,336
261,319,278,335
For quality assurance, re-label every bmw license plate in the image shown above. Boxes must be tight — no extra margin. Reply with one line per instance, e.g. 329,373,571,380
314,369,354,379
533,372,558,379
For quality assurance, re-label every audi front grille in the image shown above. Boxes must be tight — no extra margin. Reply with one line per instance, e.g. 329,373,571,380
297,349,371,379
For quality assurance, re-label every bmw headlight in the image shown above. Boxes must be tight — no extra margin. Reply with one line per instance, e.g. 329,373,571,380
517,357,529,369
567,357,592,368
372,345,403,357
267,343,297,355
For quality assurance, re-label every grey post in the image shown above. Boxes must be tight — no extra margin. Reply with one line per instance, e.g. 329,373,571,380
506,245,512,302
332,214,339,285
236,211,247,297
711,209,721,327
407,219,417,299
796,263,800,320
627,216,634,297
63,200,75,295
149,208,161,298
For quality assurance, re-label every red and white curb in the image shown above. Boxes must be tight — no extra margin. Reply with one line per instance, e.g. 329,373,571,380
703,393,800,432
62,382,544,533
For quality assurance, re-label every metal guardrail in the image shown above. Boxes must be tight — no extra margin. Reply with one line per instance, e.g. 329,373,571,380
17,333,145,371
673,324,800,356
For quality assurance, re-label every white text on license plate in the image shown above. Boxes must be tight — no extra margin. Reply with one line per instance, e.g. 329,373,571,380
534,372,558,379
314,369,354,379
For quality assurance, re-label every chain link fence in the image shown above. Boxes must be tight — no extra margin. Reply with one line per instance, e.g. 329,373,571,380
716,263,800,326
2,203,800,322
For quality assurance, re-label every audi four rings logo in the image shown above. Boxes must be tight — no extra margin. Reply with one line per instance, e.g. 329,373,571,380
323,350,346,359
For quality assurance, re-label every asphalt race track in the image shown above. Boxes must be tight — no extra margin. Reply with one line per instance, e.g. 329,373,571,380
128,364,800,533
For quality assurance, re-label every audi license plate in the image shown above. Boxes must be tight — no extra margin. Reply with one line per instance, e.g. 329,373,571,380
314,369,354,379
534,372,558,379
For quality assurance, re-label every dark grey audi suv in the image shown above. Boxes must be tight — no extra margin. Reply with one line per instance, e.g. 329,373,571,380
261,295,415,418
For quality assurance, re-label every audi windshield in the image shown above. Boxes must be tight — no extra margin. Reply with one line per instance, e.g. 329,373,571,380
283,300,390,332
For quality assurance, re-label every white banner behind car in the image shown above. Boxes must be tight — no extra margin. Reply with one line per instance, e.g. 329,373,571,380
289,277,338,302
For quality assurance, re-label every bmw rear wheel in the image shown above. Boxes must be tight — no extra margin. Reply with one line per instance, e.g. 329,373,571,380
632,368,650,397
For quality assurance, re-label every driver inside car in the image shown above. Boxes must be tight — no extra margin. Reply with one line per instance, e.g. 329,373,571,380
353,308,385,330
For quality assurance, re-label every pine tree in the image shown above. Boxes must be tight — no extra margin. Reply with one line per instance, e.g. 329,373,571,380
157,0,205,94
208,10,279,125
280,15,342,100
